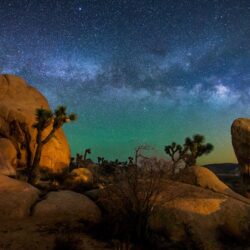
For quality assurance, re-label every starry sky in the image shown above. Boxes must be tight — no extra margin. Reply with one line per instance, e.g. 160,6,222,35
0,0,250,164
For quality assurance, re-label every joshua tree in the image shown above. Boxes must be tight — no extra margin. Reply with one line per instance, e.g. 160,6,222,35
164,142,187,174
97,157,105,165
28,106,77,184
83,148,91,160
184,134,214,167
76,153,83,168
165,134,213,170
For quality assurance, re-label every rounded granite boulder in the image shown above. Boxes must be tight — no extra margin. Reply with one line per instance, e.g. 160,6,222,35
0,74,70,173
0,174,40,220
33,190,101,224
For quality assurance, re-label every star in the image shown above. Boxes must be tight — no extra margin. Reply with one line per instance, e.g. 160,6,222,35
0,0,248,163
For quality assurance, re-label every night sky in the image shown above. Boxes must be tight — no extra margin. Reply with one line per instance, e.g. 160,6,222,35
0,0,250,164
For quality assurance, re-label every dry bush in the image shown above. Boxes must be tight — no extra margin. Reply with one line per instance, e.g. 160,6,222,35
97,154,169,248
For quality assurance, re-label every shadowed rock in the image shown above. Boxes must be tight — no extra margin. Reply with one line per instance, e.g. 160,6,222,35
231,118,250,177
0,175,40,220
0,138,17,177
33,190,101,224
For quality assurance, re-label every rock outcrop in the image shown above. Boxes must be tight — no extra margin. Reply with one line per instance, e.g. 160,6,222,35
150,180,250,250
64,168,94,189
176,166,247,202
0,175,40,220
0,74,70,173
231,118,250,176
0,138,17,176
33,190,101,224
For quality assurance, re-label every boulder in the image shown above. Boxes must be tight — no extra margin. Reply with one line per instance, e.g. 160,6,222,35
84,188,100,201
0,174,40,220
33,190,101,224
0,138,17,177
64,168,94,189
150,180,250,250
0,74,70,172
176,166,246,202
231,118,250,176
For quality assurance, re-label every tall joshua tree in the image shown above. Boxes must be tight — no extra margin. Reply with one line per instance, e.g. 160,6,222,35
28,106,77,184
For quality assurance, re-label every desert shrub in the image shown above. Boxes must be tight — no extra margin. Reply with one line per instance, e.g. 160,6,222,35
97,156,167,249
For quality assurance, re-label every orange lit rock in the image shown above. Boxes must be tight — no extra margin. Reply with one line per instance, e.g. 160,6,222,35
150,180,250,250
0,74,70,172
176,166,245,201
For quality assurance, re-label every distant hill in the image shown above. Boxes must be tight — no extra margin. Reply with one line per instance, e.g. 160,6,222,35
204,163,239,175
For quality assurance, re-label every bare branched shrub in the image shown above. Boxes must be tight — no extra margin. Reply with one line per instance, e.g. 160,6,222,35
97,147,169,248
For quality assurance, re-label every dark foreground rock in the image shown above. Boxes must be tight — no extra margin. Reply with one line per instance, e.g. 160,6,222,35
231,118,250,176
33,190,101,224
0,175,40,219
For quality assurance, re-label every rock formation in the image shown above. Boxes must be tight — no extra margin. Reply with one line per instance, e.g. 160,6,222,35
64,168,94,189
0,175,40,220
231,118,250,177
176,166,246,201
33,190,101,224
150,179,250,250
0,138,17,176
0,74,70,174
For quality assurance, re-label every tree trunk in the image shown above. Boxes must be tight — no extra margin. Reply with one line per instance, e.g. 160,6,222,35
28,143,43,185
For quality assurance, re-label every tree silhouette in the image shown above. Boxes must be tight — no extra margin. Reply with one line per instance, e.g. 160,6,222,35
28,106,77,184
184,134,214,167
165,134,213,170
84,148,91,160
164,142,187,174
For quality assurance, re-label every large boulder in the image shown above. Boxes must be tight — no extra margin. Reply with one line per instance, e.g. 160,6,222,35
176,166,246,202
0,74,70,172
33,190,101,224
0,175,40,220
231,118,250,176
0,138,17,177
150,180,250,250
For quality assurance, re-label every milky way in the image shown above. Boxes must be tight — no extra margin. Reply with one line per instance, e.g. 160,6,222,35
0,0,250,163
